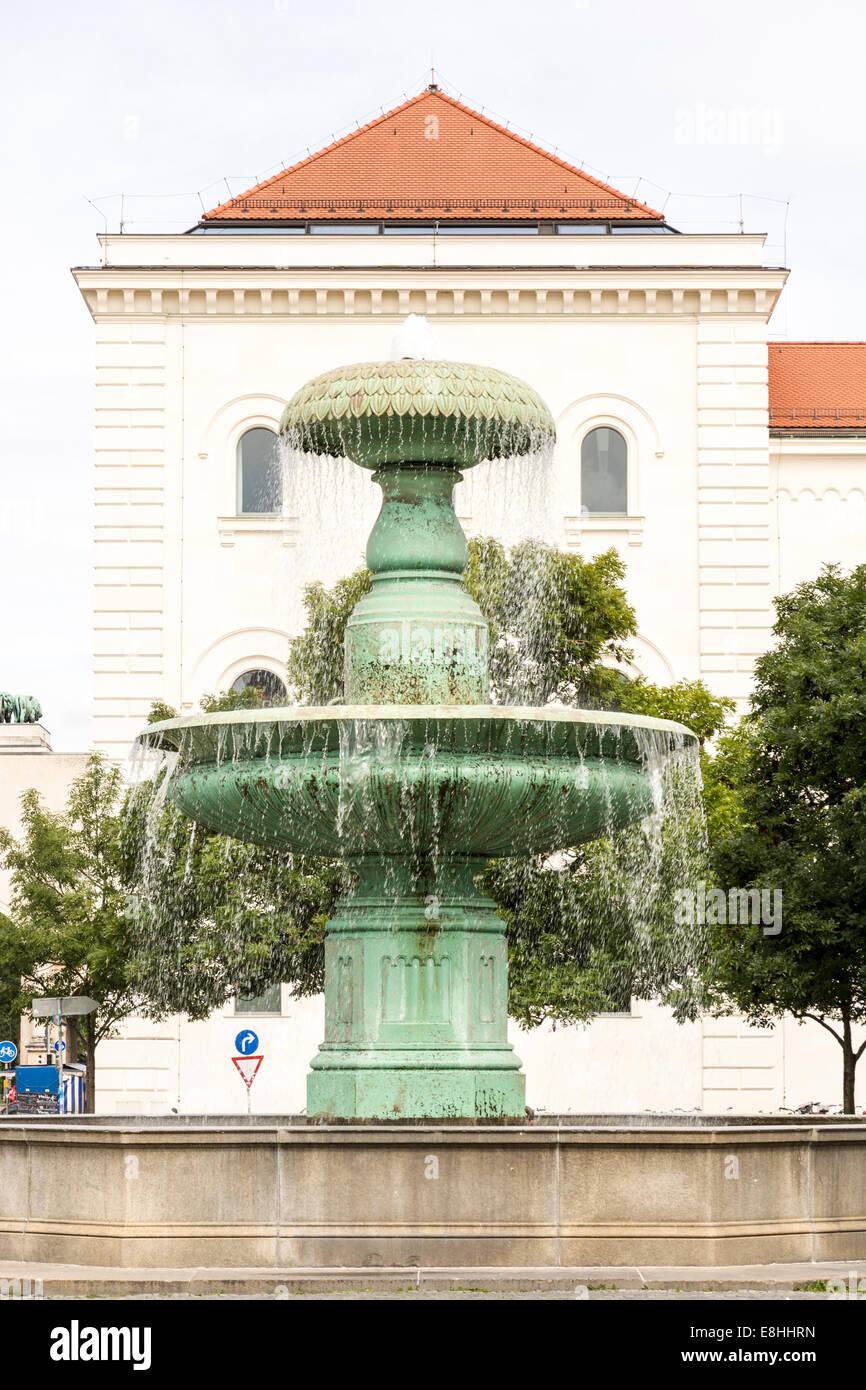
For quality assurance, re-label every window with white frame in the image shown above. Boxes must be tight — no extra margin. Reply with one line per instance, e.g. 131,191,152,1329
235,982,282,1014
237,427,281,514
580,426,628,516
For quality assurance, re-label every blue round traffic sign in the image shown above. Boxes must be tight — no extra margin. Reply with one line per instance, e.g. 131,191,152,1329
234,1029,259,1056
53,1040,66,1053
0,1040,17,1064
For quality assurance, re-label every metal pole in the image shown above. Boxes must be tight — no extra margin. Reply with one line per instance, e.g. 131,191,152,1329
56,1011,63,1115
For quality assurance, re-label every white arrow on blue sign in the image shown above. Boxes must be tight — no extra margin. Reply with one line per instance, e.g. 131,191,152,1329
234,1029,259,1056
53,1040,66,1053
0,1041,17,1064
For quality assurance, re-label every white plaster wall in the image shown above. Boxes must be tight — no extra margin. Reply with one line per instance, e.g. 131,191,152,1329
514,1000,703,1114
99,231,772,272
772,440,866,593
173,312,702,713
93,994,866,1117
92,994,705,1117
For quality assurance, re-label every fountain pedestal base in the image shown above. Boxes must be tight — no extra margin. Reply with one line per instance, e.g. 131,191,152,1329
308,1063,525,1122
306,858,525,1120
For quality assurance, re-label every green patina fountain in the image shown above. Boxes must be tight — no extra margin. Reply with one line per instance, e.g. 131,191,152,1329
141,355,696,1120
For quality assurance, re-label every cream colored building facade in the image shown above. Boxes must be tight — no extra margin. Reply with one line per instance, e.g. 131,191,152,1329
77,227,791,756
57,95,866,1114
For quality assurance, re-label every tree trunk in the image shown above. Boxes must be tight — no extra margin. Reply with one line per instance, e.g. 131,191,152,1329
842,1009,857,1114
84,1018,96,1115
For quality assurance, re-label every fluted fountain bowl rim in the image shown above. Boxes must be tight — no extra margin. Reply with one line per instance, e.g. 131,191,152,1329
139,704,697,762
278,359,556,469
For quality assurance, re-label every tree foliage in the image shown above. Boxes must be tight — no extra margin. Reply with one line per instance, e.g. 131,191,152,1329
616,677,735,747
0,755,140,1109
286,568,373,704
487,680,732,1028
705,565,866,1109
463,537,637,705
285,538,638,707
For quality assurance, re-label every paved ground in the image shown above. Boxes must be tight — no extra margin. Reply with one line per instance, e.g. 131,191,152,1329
56,1290,841,1301
1,1259,863,1299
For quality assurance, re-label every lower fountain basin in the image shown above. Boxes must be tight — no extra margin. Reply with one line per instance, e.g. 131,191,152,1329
2,1119,865,1270
142,705,696,857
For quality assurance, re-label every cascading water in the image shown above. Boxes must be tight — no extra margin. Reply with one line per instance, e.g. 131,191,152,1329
131,347,702,1120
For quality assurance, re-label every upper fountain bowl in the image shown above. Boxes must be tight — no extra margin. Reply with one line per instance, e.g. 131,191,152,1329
138,706,697,860
279,359,556,470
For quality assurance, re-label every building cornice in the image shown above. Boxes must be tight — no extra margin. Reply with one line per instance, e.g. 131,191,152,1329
73,263,787,323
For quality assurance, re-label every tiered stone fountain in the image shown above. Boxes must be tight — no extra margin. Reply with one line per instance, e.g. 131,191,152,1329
3,356,865,1280
143,357,695,1120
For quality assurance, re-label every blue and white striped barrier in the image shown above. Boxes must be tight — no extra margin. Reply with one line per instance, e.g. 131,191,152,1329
59,1072,85,1114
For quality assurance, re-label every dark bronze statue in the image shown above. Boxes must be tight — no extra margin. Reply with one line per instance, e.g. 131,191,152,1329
0,693,42,723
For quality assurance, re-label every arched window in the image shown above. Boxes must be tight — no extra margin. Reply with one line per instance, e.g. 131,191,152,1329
237,427,281,514
231,669,287,704
581,426,628,516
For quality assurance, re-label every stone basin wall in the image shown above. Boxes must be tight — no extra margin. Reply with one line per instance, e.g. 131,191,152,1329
1,1122,864,1268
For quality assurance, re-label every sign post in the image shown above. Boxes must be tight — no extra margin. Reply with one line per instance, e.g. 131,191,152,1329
55,1013,62,1111
232,1030,262,1116
53,1038,66,1112
30,998,97,1115
30,997,99,1017
0,1041,17,1111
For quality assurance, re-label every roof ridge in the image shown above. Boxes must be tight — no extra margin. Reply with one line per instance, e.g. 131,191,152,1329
771,340,866,347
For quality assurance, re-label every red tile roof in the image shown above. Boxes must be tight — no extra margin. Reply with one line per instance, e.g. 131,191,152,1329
203,88,663,224
769,342,866,430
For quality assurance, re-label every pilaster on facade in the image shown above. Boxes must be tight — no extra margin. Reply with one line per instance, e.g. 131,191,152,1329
92,319,167,759
696,320,774,701
701,1014,783,1111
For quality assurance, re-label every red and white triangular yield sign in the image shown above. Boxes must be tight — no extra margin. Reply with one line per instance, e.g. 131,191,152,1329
232,1055,263,1090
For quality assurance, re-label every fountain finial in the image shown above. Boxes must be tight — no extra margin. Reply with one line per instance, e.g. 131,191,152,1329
390,313,433,361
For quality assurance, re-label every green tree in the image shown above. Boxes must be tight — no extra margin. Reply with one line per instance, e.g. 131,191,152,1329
617,676,738,845
706,565,866,1112
285,538,638,707
0,756,140,1110
199,685,283,713
463,537,637,705
616,677,736,747
0,910,29,1053
486,679,732,1028
286,568,373,704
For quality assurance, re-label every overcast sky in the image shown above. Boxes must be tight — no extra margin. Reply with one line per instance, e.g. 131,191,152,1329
2,0,864,749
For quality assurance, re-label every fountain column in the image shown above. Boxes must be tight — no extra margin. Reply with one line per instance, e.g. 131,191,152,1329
307,460,525,1120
